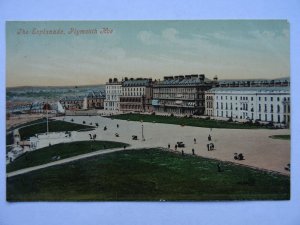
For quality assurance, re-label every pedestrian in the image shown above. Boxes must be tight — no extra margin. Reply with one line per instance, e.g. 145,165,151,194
181,150,184,156
175,145,177,150
217,163,222,172
210,143,214,150
194,138,196,144
207,143,210,151
117,124,119,128
168,143,170,148
192,148,195,155
208,134,211,141
123,145,126,150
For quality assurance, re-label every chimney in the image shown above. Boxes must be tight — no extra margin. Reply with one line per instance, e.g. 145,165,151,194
109,78,112,83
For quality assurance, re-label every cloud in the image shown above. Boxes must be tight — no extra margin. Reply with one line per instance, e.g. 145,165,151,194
137,31,159,45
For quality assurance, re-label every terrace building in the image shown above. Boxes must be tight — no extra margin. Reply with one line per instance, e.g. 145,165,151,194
86,90,105,109
205,85,290,126
152,74,216,115
104,78,122,111
59,96,86,110
120,78,153,112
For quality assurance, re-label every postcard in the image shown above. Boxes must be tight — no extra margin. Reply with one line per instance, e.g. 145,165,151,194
6,20,290,201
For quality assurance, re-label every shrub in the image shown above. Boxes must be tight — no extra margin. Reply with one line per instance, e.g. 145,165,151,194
228,117,233,122
170,113,174,117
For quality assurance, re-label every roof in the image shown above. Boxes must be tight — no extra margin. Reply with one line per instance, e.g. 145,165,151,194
154,77,213,87
87,90,106,98
123,79,151,87
60,96,85,101
207,86,290,94
218,77,290,84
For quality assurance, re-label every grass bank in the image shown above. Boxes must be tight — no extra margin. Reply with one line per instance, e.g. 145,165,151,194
269,135,290,140
19,120,94,141
109,114,272,129
7,148,289,201
7,141,129,172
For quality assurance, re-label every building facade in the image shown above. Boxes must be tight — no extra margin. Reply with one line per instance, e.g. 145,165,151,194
59,96,86,110
86,90,105,109
120,78,153,112
104,78,122,111
152,74,216,115
205,86,290,125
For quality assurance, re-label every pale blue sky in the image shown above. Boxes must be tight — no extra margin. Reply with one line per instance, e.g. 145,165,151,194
6,20,289,87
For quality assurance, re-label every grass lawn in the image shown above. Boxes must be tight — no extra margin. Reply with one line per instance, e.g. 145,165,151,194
269,135,290,140
7,141,129,173
19,120,94,141
7,148,290,201
109,114,271,129
7,117,48,132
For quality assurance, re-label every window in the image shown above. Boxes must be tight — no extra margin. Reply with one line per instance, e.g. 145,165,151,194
271,97,273,101
277,97,280,101
235,96,237,100
270,104,273,113
277,105,280,113
265,114,267,121
265,97,267,101
259,104,261,112
251,97,253,101
259,97,261,101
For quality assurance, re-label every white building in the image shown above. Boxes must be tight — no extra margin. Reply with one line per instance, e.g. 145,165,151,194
104,78,122,111
205,86,290,125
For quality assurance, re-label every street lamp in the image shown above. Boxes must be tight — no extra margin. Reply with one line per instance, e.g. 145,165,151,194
141,120,145,141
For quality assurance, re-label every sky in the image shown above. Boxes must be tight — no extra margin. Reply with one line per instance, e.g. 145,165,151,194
6,20,290,87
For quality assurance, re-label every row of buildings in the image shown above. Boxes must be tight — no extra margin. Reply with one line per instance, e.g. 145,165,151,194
103,75,290,126
59,90,106,110
29,75,289,126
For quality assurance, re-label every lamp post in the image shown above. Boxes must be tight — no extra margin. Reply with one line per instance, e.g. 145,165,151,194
141,121,145,141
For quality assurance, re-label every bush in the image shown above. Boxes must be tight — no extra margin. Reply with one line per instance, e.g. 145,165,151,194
228,117,233,122
170,113,174,117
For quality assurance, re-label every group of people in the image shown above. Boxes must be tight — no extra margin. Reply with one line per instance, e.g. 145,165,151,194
167,133,215,156
88,133,97,141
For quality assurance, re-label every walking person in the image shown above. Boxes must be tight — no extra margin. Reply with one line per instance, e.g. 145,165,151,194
175,144,178,151
194,138,196,144
208,134,211,141
168,143,170,148
181,150,184,156
217,163,222,172
207,143,210,151
192,148,195,155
